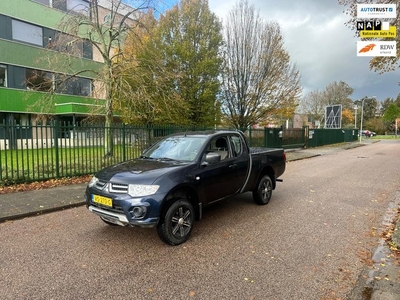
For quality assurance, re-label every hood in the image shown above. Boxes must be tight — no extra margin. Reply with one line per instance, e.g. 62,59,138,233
95,158,185,184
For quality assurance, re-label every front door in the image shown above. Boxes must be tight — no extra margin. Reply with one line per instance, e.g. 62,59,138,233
196,134,247,203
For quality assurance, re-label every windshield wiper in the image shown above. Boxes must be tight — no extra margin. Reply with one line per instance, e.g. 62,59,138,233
157,157,176,161
140,155,154,159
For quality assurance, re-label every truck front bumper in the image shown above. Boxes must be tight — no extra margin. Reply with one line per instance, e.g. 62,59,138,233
88,205,159,227
85,189,161,228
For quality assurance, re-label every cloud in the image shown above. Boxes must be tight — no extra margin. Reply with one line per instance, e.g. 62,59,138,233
166,0,400,101
210,0,399,101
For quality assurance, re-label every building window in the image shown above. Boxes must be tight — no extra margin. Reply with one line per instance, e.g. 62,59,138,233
31,0,50,5
46,32,92,59
12,19,43,46
56,75,92,96
67,0,90,16
53,0,90,16
26,69,53,92
13,114,32,127
0,65,7,87
7,65,92,97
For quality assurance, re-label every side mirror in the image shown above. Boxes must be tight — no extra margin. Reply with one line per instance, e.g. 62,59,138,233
202,152,221,166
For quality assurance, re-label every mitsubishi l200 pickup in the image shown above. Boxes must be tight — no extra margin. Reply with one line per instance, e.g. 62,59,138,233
85,130,286,245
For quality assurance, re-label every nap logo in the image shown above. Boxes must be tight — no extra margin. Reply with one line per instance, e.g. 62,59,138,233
356,20,396,38
357,4,396,18
357,41,396,57
357,20,383,31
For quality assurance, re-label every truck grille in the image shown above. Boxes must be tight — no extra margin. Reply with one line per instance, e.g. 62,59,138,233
109,183,129,193
94,180,129,194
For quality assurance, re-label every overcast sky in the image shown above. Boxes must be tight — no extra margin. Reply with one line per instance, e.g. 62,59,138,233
160,0,400,102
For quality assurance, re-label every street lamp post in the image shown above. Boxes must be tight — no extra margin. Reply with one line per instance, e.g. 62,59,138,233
354,105,358,128
359,98,364,143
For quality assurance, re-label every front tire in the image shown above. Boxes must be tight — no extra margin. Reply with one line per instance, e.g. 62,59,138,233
157,199,195,245
253,175,273,205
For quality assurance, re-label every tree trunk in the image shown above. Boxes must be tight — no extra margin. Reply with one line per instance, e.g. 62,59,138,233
104,70,114,157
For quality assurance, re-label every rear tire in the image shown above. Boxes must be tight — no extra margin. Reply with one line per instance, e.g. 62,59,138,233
253,175,273,205
157,199,195,245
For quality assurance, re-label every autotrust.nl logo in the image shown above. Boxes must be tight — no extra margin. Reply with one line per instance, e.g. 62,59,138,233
357,4,396,18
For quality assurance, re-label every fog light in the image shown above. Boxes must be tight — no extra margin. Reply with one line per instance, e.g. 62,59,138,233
132,206,147,218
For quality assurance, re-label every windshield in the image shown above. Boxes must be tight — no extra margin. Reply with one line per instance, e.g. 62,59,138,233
142,136,207,162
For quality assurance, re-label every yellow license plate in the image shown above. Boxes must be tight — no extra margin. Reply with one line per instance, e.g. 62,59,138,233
92,195,113,207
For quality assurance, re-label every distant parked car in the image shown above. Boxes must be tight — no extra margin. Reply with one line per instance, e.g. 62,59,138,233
361,130,376,137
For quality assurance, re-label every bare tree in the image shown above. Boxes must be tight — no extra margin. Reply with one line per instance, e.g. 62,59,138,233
323,81,354,109
298,90,326,127
220,0,301,129
57,0,155,156
299,81,355,128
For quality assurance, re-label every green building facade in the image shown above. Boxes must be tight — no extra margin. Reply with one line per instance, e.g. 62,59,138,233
0,0,105,136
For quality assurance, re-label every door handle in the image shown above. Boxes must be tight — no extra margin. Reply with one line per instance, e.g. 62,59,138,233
229,164,237,169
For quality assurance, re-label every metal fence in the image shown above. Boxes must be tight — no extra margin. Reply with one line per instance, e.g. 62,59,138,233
0,122,358,185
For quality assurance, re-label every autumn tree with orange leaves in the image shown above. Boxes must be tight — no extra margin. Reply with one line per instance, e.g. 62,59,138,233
115,10,190,125
341,108,355,127
119,0,223,126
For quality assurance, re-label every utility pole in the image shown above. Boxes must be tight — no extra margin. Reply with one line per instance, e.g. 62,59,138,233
354,105,358,128
359,98,364,143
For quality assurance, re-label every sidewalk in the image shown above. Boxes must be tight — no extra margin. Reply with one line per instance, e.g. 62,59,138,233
0,183,87,222
0,140,398,299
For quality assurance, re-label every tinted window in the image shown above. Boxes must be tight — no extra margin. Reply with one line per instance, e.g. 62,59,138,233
26,69,53,92
56,75,91,96
0,65,7,87
0,15,12,40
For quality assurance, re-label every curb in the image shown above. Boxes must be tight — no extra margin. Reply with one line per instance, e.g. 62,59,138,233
0,201,86,223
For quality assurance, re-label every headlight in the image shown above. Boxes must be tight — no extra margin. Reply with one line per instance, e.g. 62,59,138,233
128,184,159,197
88,176,99,188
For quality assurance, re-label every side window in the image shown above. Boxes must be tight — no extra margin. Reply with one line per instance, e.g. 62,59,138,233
206,136,230,161
230,135,243,157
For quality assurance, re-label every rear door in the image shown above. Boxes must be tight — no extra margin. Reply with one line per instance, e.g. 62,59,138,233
227,133,249,190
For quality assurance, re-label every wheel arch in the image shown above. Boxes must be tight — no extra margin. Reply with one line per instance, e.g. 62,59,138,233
160,185,201,222
256,166,276,189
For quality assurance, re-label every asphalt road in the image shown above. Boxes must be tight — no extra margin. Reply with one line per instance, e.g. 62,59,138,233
1,140,399,300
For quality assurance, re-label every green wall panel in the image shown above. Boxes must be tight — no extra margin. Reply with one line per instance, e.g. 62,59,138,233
1,0,70,30
0,87,106,114
0,40,102,78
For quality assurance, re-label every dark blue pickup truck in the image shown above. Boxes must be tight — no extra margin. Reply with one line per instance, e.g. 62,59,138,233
85,130,286,245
